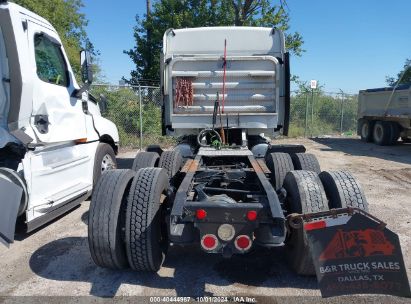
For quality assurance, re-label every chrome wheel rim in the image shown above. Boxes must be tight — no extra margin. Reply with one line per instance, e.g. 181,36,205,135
101,154,116,172
375,125,383,141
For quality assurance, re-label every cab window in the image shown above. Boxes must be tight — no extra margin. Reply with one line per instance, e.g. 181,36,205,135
34,34,68,87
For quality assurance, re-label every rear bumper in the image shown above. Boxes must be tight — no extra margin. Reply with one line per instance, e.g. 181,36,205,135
169,199,286,254
168,152,287,255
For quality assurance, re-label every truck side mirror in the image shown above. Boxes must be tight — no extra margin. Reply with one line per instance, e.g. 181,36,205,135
80,50,93,84
99,94,108,114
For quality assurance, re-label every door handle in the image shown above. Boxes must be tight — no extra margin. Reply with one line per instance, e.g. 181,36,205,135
34,115,49,134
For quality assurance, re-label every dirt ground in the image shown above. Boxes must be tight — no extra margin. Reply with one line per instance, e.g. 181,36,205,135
1,137,411,303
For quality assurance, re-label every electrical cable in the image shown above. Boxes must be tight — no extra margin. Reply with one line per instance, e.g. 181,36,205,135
197,129,222,147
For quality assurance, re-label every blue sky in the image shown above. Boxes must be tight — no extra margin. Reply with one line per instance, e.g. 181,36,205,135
83,0,411,94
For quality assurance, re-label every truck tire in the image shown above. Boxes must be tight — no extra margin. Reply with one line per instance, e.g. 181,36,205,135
132,152,159,171
291,153,321,174
359,119,374,142
125,168,169,272
319,170,369,212
159,150,183,178
146,144,163,156
265,153,294,190
88,169,134,269
401,136,411,143
388,122,400,145
93,143,117,187
283,170,329,275
373,121,392,146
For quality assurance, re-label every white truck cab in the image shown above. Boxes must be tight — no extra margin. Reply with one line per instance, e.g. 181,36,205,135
0,1,119,245
161,27,291,139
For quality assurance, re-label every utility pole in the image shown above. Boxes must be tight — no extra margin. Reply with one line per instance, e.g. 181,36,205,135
304,91,309,138
311,88,314,137
310,80,317,138
146,0,151,17
146,0,152,73
138,82,143,151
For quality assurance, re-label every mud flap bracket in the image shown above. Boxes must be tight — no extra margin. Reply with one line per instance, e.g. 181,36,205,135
0,177,22,246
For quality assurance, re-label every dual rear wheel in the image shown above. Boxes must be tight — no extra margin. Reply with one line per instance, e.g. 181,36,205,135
266,151,367,275
88,167,169,271
89,148,183,272
132,150,183,178
265,152,321,190
359,119,400,146
283,168,368,275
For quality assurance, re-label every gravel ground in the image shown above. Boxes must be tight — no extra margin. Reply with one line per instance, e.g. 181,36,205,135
0,137,410,303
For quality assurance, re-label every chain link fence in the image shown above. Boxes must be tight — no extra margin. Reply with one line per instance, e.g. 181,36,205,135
289,91,359,138
91,83,175,151
92,84,358,150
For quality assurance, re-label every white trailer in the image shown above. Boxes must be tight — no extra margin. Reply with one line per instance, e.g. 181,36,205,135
0,1,119,245
358,84,411,145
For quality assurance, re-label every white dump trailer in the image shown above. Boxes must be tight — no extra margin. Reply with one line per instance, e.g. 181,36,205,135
358,84,411,145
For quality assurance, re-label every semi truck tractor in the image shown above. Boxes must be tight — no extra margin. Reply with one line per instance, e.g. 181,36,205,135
88,27,380,276
358,84,411,145
0,1,119,245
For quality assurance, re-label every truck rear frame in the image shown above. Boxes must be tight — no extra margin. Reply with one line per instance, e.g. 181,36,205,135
169,148,286,254
87,27,390,281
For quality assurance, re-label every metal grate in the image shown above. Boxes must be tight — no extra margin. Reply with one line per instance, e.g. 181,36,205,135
172,58,278,114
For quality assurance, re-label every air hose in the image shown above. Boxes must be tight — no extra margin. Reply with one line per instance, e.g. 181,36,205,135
197,129,222,148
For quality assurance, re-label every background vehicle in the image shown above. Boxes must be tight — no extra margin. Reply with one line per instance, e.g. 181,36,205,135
0,1,119,245
88,27,375,277
358,83,411,146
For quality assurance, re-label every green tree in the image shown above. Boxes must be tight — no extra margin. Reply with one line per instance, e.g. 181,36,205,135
125,0,304,84
13,0,95,80
386,59,411,86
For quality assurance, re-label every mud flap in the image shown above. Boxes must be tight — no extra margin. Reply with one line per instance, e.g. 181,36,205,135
299,208,411,298
0,177,22,246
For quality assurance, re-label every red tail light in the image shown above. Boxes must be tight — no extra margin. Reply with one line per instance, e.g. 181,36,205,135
246,210,257,221
201,234,218,250
304,220,326,231
235,235,252,251
196,209,207,220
